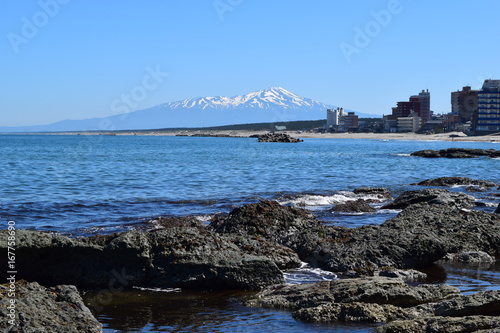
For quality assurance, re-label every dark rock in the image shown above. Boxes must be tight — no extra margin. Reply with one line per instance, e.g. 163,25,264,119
244,281,334,310
382,203,500,256
330,199,376,213
496,203,500,214
381,188,475,209
146,216,205,230
414,176,496,188
247,277,459,311
0,281,101,333
466,186,487,192
220,234,302,269
257,133,303,143
410,149,442,158
455,251,495,264
0,228,284,290
209,200,324,260
411,290,500,317
377,315,500,333
411,148,500,159
211,200,499,275
147,227,285,290
353,187,392,198
377,268,427,281
328,277,459,307
293,302,408,323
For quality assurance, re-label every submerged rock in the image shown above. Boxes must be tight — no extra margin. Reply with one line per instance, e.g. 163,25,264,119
381,188,475,209
247,277,500,330
246,277,459,311
411,148,500,158
377,315,500,333
257,133,303,143
353,187,392,198
414,176,496,188
0,281,101,333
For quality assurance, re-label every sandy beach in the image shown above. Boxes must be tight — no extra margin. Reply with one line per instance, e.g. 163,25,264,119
22,130,500,142
101,130,500,142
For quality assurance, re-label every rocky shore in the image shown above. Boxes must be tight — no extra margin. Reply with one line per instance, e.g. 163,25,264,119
1,176,499,332
0,281,102,333
245,278,500,332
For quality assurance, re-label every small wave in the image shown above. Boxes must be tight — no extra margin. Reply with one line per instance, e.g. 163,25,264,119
284,262,337,284
394,153,411,157
133,286,182,293
280,192,386,209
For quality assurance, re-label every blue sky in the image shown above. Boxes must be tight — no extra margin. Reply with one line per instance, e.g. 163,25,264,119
1,0,499,126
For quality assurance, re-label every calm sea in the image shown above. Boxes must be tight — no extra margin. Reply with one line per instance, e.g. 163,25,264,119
1,134,499,332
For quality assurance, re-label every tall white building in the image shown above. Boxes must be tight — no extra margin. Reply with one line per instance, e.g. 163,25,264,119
326,107,345,127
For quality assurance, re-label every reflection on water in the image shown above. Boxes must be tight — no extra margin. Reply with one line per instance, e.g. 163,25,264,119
83,259,500,333
83,289,375,333
420,259,500,294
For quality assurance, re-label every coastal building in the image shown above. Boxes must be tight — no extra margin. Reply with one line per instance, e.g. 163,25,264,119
384,89,431,131
451,86,479,123
397,112,421,132
326,108,358,132
474,79,500,133
340,112,359,132
412,90,431,123
326,107,345,127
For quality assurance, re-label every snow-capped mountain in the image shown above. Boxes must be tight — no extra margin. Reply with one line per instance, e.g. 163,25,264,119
164,87,328,111
0,87,376,132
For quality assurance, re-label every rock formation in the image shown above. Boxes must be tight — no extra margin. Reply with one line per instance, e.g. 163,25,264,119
257,133,303,143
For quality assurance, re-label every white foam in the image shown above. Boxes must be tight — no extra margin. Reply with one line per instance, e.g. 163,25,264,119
280,192,386,209
284,262,337,284
133,286,182,293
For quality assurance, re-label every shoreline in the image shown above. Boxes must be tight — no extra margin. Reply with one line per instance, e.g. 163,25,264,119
5,130,499,142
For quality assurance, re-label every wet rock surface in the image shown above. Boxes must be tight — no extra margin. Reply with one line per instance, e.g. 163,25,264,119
381,188,475,209
455,251,495,264
353,187,392,198
411,148,500,158
211,197,500,274
247,278,500,332
0,226,284,290
377,315,500,333
0,281,102,333
414,176,497,188
257,133,303,143
329,199,376,213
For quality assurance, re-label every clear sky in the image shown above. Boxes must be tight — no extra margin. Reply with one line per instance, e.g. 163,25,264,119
1,0,499,126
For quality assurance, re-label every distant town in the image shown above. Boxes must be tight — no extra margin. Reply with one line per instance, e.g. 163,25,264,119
323,79,500,135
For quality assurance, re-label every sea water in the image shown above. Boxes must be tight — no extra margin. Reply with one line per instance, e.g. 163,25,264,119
1,134,499,332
